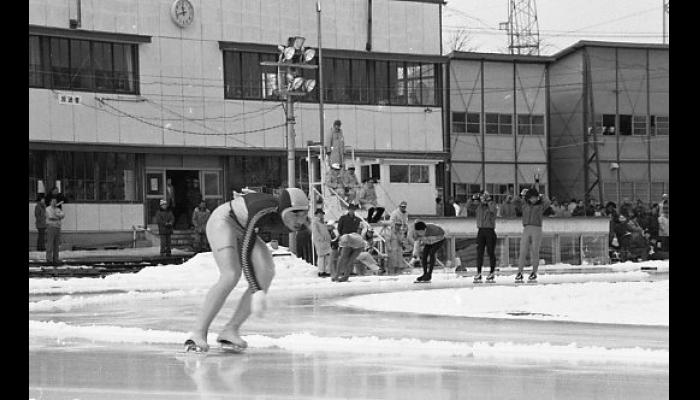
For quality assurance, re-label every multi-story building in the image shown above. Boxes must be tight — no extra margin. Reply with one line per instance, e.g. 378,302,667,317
447,51,551,205
548,41,669,204
28,0,447,247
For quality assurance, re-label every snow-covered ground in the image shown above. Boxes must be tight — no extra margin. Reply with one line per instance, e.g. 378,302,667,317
29,247,669,365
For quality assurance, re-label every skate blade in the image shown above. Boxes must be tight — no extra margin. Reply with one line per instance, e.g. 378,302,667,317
181,340,207,354
217,340,246,353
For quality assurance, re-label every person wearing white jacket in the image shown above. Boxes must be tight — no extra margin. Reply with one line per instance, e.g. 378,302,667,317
45,198,65,265
311,209,332,277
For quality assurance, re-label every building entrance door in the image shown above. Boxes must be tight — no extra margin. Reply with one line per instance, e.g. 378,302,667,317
166,170,200,230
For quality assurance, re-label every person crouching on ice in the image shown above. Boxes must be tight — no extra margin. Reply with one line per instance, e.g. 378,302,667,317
514,188,551,283
413,221,446,283
184,188,310,353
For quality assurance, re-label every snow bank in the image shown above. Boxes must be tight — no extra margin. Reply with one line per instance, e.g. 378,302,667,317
29,320,667,365
338,279,668,326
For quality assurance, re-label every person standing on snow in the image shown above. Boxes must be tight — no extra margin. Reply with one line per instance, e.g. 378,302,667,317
192,201,211,253
45,197,65,265
466,190,498,283
156,199,175,256
513,188,550,283
413,221,446,283
184,188,310,353
34,194,47,251
311,209,332,277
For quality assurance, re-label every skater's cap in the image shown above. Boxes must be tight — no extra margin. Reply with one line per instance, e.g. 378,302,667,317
315,208,325,215
399,201,407,207
278,188,309,217
159,199,167,206
334,120,341,126
347,202,359,210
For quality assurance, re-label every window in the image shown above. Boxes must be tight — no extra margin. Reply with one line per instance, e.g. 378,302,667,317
28,151,45,201
389,165,409,183
633,115,647,136
485,183,513,204
499,114,512,135
453,183,482,203
260,53,279,100
517,114,544,136
467,112,480,134
485,113,499,134
406,63,421,105
28,35,139,94
452,112,466,133
333,58,351,102
361,164,381,182
655,116,669,135
619,114,632,136
389,61,406,105
351,59,369,103
421,64,437,106
601,114,616,135
389,165,429,183
409,165,429,183
372,61,390,105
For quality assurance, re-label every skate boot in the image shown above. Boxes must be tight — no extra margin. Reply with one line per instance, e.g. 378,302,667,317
473,273,483,283
527,273,538,283
514,272,524,283
486,272,496,283
414,274,427,283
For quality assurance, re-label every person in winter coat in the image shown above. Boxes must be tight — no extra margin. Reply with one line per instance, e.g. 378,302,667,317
325,163,342,193
513,188,551,282
187,179,204,229
311,209,332,277
34,194,47,251
658,209,669,252
156,199,175,256
466,191,498,282
45,187,66,209
341,165,361,204
357,179,384,223
329,120,345,166
412,221,446,283
192,201,211,253
45,197,65,265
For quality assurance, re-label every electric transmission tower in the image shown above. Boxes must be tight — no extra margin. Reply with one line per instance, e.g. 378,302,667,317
499,0,540,55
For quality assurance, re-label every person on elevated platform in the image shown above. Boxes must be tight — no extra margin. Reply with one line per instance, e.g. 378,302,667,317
341,165,360,204
358,179,385,223
324,163,342,194
329,120,345,166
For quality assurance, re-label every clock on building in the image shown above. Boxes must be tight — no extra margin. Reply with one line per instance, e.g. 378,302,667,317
170,0,194,28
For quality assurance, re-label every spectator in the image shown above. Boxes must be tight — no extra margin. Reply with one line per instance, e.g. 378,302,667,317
658,208,669,252
585,199,596,216
549,200,566,218
45,197,65,265
444,197,457,217
45,186,66,210
466,191,498,283
187,179,203,229
594,204,605,217
357,179,384,223
572,200,586,217
295,224,313,264
311,209,332,278
335,203,365,282
567,199,578,215
156,199,175,256
619,197,633,219
412,221,446,283
341,165,361,204
34,194,47,251
457,199,469,217
191,201,211,253
500,195,517,218
166,178,176,210
513,188,551,282
435,197,443,216
328,220,341,280
325,163,342,193
382,218,404,275
329,120,345,166
660,194,669,218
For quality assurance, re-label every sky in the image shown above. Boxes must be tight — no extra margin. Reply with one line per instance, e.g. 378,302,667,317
442,0,669,55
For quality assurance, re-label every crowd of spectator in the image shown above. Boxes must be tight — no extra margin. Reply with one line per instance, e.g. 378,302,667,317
606,194,669,262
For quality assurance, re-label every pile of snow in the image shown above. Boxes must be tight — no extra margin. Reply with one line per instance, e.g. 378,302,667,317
29,320,668,365
337,279,668,326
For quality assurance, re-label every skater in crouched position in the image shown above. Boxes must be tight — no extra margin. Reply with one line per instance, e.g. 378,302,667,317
184,188,310,353
413,221,446,283
514,188,550,283
466,190,498,283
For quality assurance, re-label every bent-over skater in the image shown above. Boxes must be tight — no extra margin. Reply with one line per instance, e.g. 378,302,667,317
413,221,446,283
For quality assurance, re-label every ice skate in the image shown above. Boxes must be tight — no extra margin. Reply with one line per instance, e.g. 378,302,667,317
514,272,524,283
414,274,428,283
473,273,482,283
486,273,496,283
183,337,209,353
527,273,538,283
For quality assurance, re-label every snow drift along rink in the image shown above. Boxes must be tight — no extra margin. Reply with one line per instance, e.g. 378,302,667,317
29,320,668,366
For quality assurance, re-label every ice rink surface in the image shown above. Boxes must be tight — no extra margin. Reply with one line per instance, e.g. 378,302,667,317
29,253,669,399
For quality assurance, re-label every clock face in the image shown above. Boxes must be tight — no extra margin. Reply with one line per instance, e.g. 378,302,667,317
171,0,194,28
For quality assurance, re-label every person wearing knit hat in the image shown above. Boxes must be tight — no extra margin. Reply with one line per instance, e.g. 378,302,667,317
155,199,175,257
512,187,551,283
184,187,309,354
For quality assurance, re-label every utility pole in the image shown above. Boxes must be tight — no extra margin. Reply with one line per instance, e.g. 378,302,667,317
317,1,325,149
261,36,318,251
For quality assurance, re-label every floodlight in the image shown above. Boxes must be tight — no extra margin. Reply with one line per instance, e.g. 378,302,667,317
303,79,316,92
303,48,316,62
283,47,295,61
292,77,305,90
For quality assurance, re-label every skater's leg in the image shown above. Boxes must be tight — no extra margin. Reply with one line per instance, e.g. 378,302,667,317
425,240,444,280
220,237,275,345
517,226,532,274
530,227,543,274
419,246,429,277
476,229,486,275
160,234,167,255
336,247,351,279
487,229,497,274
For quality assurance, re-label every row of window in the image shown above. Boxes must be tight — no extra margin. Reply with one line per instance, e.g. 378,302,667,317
602,181,668,203
29,35,138,94
29,150,140,202
597,114,669,136
224,50,442,107
452,112,545,135
389,165,430,183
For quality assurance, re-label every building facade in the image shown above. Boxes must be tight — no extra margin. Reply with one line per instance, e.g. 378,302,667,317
28,0,447,247
447,52,551,205
548,41,669,204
